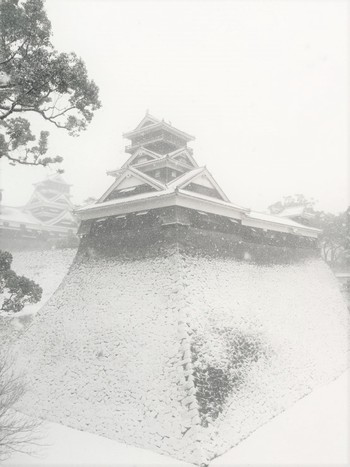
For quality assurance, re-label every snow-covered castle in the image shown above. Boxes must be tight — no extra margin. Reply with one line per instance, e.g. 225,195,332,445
76,113,319,248
0,174,78,249
10,114,349,466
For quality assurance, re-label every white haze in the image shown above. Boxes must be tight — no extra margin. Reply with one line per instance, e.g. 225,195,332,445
1,0,348,213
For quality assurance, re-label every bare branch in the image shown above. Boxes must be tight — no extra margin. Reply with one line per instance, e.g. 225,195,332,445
0,351,43,462
0,153,45,167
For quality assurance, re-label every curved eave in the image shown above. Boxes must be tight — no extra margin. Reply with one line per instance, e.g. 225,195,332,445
106,169,123,177
25,199,74,211
243,212,321,238
75,190,246,221
107,155,195,178
0,220,77,233
33,179,72,187
74,191,319,238
123,121,195,142
132,156,193,173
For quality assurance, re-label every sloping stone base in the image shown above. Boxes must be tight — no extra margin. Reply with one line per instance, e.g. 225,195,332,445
11,225,350,465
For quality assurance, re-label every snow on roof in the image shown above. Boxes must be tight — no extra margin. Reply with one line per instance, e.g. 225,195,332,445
121,147,162,169
134,113,160,130
247,211,321,232
0,206,41,225
0,204,78,233
45,209,78,226
177,188,247,212
77,185,248,215
26,190,73,210
33,173,71,186
98,166,167,204
76,187,174,213
76,189,320,237
167,167,205,188
107,150,196,177
123,119,195,142
168,147,198,167
128,166,166,189
278,205,306,218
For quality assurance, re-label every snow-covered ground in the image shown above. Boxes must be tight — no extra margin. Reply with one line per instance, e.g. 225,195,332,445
6,369,350,466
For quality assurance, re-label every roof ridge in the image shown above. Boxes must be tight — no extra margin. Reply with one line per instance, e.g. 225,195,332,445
166,167,205,189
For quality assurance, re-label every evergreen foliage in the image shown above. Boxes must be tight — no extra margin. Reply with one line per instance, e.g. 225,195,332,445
0,250,42,313
269,194,349,267
0,0,101,168
191,329,268,426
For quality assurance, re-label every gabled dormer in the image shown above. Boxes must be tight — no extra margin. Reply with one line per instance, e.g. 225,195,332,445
107,148,162,178
98,167,165,203
50,193,74,208
25,190,73,211
45,210,78,228
168,148,198,169
168,167,230,202
25,190,47,209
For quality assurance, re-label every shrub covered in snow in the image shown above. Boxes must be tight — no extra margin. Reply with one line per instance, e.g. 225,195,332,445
191,328,270,426
0,250,42,314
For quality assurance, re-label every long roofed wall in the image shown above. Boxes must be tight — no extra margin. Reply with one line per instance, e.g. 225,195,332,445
8,115,350,466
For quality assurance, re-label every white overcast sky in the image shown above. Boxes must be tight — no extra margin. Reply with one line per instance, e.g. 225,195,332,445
1,0,349,213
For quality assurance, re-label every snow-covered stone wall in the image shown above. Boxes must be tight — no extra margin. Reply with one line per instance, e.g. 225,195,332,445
11,248,77,310
10,227,350,465
0,248,76,336
13,250,204,465
182,253,349,461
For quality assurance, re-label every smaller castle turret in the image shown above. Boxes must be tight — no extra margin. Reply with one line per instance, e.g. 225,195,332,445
0,174,78,249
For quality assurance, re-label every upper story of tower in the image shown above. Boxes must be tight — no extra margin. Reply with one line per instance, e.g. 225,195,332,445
123,113,195,155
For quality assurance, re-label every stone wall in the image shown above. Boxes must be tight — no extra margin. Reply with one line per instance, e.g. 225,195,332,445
0,248,76,340
10,225,350,465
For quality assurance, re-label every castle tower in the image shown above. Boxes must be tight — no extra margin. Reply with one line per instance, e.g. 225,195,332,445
0,174,78,249
24,174,77,231
11,115,350,466
77,113,319,244
123,113,194,156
